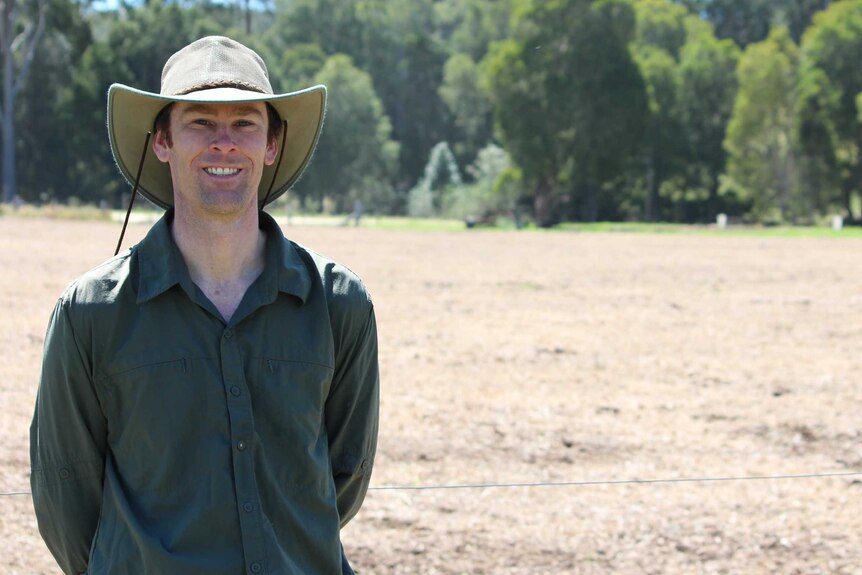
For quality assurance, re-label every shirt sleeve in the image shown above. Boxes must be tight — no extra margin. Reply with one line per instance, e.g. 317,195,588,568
325,302,379,528
30,297,107,575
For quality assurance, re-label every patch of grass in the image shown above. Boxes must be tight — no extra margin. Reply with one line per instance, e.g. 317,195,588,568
2,203,112,221
556,222,696,234
556,221,862,238
359,216,466,231
498,280,545,291
271,213,468,231
276,213,468,231
7,203,862,237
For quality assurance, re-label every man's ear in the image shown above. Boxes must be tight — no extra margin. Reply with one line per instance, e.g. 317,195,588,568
264,136,279,166
152,130,171,163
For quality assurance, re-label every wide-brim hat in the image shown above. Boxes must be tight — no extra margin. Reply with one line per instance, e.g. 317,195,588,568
107,36,326,209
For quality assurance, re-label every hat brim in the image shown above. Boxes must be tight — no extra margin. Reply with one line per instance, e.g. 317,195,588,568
107,84,326,210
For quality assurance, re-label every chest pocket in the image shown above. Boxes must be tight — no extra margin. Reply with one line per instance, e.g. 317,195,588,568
100,350,222,488
250,358,334,487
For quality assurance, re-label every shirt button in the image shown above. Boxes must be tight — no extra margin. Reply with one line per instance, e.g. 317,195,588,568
230,385,241,397
58,468,71,480
249,561,261,573
243,502,254,513
223,329,234,340
237,440,247,451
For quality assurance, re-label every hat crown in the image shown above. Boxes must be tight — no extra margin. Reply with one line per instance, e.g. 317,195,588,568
160,36,273,96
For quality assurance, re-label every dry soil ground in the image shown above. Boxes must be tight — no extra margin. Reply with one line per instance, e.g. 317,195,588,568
1,216,860,574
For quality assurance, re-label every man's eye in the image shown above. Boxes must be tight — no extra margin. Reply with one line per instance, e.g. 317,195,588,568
236,120,255,128
193,119,211,126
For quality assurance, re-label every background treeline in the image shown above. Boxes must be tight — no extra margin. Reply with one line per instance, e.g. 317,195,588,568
3,0,861,226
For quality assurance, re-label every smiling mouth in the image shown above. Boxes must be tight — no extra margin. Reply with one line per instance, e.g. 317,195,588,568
204,167,241,176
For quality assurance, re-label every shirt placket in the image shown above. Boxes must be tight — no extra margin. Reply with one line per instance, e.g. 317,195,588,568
221,326,267,574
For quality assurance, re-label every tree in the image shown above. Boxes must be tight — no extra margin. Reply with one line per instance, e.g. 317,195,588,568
676,17,740,221
269,43,326,92
1,0,46,203
797,0,862,222
676,0,774,47
268,0,451,191
673,0,835,46
633,0,690,220
724,27,801,221
14,0,91,203
485,0,647,225
407,141,462,217
776,0,836,43
438,53,492,169
637,0,689,58
296,54,399,213
435,0,512,61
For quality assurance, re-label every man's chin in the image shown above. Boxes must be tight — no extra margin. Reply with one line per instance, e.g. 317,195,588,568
193,189,258,216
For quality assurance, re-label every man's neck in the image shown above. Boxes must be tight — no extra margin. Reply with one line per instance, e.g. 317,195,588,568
170,207,267,321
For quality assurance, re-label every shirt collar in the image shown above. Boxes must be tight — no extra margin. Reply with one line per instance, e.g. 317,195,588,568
135,209,311,306
261,210,312,305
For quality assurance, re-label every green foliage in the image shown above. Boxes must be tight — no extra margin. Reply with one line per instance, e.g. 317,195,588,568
636,0,689,58
296,54,399,214
485,0,648,225
271,43,327,90
632,0,690,221
672,0,836,47
449,143,520,222
797,0,862,221
2,0,858,228
438,53,493,167
14,0,92,203
268,0,452,189
407,143,521,223
725,27,805,221
675,17,740,221
407,141,461,217
434,0,512,61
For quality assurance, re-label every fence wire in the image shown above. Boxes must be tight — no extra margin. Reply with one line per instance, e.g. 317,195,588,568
367,470,862,491
2,470,861,498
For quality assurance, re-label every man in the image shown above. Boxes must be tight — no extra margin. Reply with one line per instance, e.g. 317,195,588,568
30,36,379,575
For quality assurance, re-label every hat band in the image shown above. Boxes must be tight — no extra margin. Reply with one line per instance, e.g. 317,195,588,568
170,80,271,97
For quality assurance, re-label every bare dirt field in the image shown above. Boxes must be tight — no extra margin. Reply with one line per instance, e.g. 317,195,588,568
1,216,861,574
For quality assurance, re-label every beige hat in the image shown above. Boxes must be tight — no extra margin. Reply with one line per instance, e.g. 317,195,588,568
107,36,326,209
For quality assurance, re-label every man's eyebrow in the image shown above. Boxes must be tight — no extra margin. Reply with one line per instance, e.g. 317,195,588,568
180,104,264,117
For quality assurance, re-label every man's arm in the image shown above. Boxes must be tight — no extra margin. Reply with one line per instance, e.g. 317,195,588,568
325,301,380,528
30,298,107,575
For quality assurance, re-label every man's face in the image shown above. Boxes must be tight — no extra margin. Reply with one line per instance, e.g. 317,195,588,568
153,101,278,217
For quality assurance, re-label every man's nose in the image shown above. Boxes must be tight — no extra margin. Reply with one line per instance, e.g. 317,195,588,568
210,126,237,151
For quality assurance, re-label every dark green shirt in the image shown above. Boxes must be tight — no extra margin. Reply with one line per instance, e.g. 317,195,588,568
30,211,379,575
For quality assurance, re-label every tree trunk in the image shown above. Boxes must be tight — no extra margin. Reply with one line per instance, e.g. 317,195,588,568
707,169,720,223
645,152,658,222
533,177,553,227
2,46,15,204
2,1,15,203
843,185,853,223
775,150,788,221
583,181,599,223
1,0,46,204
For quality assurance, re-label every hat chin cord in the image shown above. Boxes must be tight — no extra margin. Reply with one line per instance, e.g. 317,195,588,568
113,119,288,256
114,131,151,256
260,119,289,209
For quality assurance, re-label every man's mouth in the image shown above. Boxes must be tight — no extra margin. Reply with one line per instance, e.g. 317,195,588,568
204,167,241,176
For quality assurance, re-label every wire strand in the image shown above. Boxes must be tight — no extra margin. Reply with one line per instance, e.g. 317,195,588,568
3,470,860,497
367,470,862,491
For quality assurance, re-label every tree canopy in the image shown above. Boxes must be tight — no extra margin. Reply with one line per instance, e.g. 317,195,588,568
1,0,859,226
